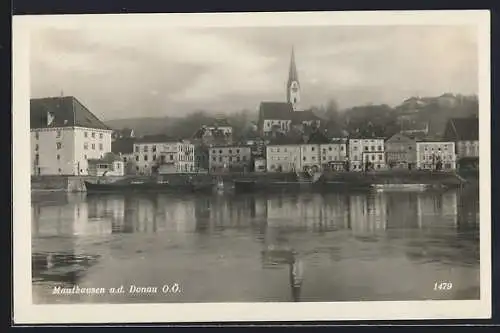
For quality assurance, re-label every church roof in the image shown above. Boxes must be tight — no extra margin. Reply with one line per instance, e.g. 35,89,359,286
291,110,321,124
30,96,111,130
287,46,299,86
259,102,294,120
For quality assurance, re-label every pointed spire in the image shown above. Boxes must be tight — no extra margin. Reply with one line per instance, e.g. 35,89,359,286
288,46,299,85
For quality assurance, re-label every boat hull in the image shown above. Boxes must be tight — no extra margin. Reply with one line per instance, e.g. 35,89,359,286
233,180,374,193
84,181,213,193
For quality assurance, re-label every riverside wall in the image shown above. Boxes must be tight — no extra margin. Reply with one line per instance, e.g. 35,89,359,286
31,170,469,192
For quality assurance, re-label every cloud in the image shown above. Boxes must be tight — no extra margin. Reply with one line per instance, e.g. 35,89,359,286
30,25,478,120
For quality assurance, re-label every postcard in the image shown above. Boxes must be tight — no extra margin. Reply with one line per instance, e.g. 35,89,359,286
12,10,491,324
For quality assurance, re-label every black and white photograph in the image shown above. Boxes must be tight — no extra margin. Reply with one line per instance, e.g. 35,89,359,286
13,10,491,323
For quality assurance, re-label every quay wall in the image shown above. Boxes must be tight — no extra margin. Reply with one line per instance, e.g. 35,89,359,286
31,170,468,192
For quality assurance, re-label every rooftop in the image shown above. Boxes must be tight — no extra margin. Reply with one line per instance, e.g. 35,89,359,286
30,96,111,130
443,117,479,141
259,102,294,120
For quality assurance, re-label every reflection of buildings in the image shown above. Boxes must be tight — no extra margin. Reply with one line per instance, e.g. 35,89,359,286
416,191,458,228
348,194,388,233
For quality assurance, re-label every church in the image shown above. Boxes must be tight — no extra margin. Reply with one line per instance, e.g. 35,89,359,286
258,47,321,137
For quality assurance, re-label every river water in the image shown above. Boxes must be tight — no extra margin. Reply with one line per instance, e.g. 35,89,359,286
31,184,480,303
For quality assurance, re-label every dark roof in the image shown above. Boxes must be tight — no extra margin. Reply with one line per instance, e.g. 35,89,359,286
136,134,179,143
30,96,111,130
210,118,231,127
386,132,415,143
259,102,294,120
443,117,479,141
111,138,135,154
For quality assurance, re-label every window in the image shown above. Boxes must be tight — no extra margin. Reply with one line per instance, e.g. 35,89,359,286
84,142,88,150
229,157,233,162
277,148,280,153
219,150,222,154
84,155,87,160
152,145,157,152
135,146,139,153
219,157,222,162
379,154,383,160
58,168,62,173
229,149,232,154
153,155,157,161
35,132,39,140
341,146,344,151
144,145,149,152
322,156,326,160
99,143,103,150
84,132,88,138
35,144,39,151
364,147,369,151
237,156,241,162
329,156,332,161
57,154,60,160
136,166,139,171
371,155,375,161
144,155,148,161
212,150,216,154
312,156,316,161
243,156,247,161
354,146,358,151
303,156,306,161
56,142,62,150
284,148,288,153
378,146,382,151
212,157,216,162
329,147,332,151
170,155,173,161
135,155,139,162
56,130,61,138
91,132,95,138
377,164,381,169
236,149,240,153
123,157,127,162
91,143,95,150
371,146,375,151
311,146,315,151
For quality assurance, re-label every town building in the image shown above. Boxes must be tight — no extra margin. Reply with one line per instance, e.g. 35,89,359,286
385,133,417,169
192,118,233,146
266,144,301,173
87,153,125,177
133,135,195,175
415,141,456,170
348,138,386,171
442,117,479,169
111,137,137,174
30,96,113,176
254,157,267,172
209,145,252,172
320,140,348,171
300,144,322,172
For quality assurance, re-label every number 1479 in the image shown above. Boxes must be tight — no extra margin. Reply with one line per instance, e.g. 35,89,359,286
434,282,453,290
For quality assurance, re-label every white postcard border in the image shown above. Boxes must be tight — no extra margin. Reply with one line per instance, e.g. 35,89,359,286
13,10,491,324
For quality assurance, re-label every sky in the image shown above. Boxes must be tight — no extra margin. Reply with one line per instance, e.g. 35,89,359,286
30,25,478,121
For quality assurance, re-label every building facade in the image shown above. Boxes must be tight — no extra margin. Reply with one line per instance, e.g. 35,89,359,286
87,153,125,177
348,138,386,171
320,141,348,171
415,141,456,170
385,133,417,169
31,96,113,176
266,144,301,172
442,118,479,168
300,144,321,171
133,137,195,175
209,145,252,172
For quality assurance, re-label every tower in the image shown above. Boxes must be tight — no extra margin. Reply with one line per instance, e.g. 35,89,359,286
286,46,301,111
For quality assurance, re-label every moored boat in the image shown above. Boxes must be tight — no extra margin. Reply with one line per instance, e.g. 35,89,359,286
84,179,214,193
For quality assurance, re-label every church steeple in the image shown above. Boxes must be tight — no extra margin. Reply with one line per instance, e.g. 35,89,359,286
286,46,301,111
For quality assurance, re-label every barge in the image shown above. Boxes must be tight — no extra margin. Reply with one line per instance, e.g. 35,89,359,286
84,178,214,194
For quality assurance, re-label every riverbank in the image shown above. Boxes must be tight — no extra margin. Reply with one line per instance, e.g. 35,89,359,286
31,170,474,193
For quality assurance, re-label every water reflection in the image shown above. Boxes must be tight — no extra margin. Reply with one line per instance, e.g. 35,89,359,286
31,185,480,303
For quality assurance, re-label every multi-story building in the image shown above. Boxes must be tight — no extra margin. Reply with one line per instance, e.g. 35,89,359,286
385,133,417,169
111,137,136,174
300,144,321,171
415,141,456,170
266,144,301,172
133,135,195,175
209,145,252,172
30,96,113,176
348,138,386,171
320,140,348,171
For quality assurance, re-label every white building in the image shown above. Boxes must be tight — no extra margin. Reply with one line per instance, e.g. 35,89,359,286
416,141,456,170
320,141,347,171
31,96,113,176
133,136,195,174
266,144,301,172
87,153,125,177
348,138,386,171
300,144,321,171
209,145,252,171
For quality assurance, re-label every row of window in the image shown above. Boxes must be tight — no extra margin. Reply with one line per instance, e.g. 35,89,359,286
211,156,248,163
351,145,383,151
134,145,193,153
33,131,104,140
211,149,247,154
84,142,104,150
134,154,194,162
